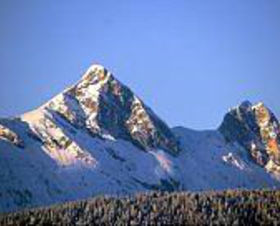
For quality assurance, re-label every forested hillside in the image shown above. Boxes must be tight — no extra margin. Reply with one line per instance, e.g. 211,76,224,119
1,190,280,225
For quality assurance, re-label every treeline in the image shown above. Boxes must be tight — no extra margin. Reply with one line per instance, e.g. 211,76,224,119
1,189,280,225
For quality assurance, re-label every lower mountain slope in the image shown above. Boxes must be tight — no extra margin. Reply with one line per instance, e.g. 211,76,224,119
1,118,279,213
0,115,181,213
173,127,279,191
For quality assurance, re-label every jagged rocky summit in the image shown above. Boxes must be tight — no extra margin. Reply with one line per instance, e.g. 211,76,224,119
13,64,180,167
219,101,280,176
0,64,280,213
33,64,179,156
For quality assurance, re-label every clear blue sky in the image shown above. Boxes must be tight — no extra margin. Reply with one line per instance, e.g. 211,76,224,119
0,0,279,129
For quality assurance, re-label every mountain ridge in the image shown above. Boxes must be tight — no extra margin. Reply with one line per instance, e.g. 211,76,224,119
0,64,280,213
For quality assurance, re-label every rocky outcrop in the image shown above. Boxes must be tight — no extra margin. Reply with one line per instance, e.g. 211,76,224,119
219,101,280,174
0,124,24,148
27,111,96,166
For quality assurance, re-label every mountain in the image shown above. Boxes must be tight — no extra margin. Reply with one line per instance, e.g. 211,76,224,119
0,64,280,213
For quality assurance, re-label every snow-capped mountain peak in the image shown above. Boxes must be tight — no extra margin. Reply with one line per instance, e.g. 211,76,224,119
40,64,181,155
81,64,111,84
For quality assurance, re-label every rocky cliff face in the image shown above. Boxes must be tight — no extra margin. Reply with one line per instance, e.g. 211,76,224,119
43,64,180,155
219,101,280,175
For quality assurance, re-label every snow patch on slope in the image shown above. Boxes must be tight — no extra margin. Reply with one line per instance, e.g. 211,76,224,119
222,153,246,170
